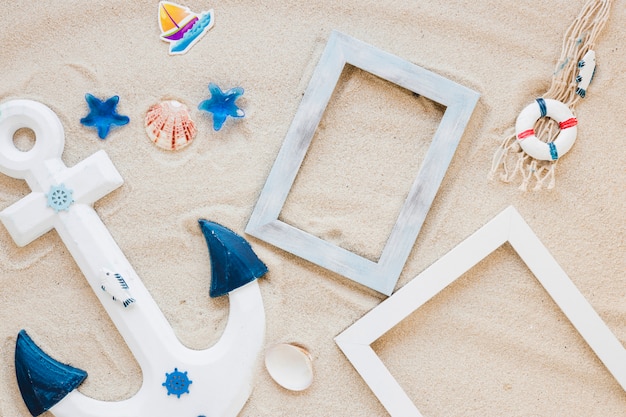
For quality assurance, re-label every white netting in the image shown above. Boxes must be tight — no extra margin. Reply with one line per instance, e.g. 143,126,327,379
489,0,613,191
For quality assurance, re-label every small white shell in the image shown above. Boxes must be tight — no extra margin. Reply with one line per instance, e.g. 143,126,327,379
264,343,313,391
145,100,197,150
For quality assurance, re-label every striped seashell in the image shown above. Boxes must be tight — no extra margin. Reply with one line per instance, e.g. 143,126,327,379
145,100,197,150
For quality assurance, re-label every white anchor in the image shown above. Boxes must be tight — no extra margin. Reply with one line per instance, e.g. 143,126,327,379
0,99,265,417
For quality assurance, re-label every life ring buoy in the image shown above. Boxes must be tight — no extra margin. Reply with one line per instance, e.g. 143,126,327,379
515,98,577,161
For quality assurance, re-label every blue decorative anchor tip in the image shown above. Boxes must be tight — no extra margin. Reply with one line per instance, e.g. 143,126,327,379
80,93,130,139
198,219,268,298
162,368,192,398
15,330,87,417
198,83,245,131
46,184,74,212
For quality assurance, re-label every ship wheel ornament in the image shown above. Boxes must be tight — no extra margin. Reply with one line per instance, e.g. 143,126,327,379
163,368,193,398
0,99,268,417
46,184,74,212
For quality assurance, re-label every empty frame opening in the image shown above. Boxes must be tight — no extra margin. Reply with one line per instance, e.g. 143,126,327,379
370,245,623,415
278,64,445,262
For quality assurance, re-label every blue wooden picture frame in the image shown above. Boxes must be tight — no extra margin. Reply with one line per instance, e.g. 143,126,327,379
246,30,480,295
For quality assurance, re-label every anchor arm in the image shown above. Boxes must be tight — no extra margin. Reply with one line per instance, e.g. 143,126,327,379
194,281,265,417
51,390,142,417
43,220,268,417
48,281,266,417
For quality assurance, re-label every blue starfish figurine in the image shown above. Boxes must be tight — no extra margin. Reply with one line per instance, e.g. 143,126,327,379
198,83,245,131
80,94,130,139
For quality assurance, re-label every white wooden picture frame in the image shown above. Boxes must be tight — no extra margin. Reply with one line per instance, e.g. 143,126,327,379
335,206,626,416
246,30,480,295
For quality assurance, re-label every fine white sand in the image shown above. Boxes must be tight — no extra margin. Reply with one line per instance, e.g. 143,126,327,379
0,1,624,416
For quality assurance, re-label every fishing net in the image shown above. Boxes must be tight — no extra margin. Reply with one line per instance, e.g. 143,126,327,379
489,0,613,191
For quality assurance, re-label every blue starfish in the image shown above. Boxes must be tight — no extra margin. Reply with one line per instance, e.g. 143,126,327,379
80,94,130,139
198,83,245,131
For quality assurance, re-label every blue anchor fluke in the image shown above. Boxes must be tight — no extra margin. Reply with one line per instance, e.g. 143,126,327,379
198,219,268,298
15,330,87,417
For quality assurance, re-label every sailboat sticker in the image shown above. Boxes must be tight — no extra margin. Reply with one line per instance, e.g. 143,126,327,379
158,1,215,55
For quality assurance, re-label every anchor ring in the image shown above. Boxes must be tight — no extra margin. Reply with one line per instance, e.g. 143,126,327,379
0,99,65,179
515,98,577,161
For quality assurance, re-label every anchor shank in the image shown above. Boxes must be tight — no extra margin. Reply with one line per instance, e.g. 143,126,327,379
54,203,183,372
0,148,184,372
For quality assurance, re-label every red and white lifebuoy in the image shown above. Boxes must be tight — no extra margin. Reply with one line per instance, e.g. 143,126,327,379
515,98,577,161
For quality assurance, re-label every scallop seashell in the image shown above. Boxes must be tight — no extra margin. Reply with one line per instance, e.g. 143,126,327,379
264,343,313,391
145,100,197,150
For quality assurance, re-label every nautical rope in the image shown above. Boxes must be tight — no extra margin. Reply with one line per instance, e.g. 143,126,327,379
489,0,613,191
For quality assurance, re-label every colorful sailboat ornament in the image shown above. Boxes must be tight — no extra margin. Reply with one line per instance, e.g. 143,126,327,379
158,1,214,55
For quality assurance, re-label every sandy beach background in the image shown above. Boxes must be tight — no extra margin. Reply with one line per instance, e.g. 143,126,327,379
0,1,624,415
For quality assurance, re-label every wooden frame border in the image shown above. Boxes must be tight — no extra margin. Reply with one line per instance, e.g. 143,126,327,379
335,206,626,416
246,30,480,295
